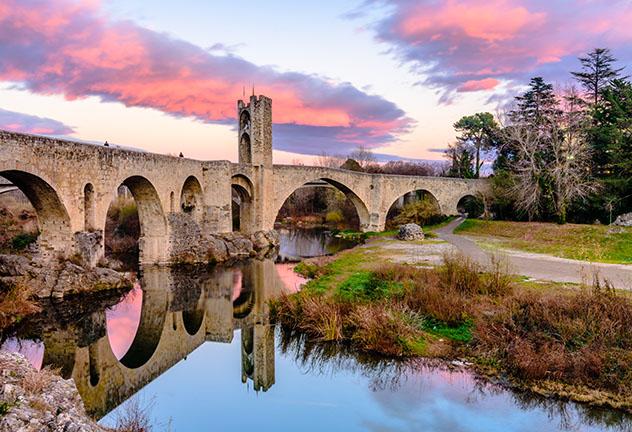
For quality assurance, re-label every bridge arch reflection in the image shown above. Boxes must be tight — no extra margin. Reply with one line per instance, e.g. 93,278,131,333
32,258,287,418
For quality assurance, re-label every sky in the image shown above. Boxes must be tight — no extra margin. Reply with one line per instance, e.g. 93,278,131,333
1,0,631,164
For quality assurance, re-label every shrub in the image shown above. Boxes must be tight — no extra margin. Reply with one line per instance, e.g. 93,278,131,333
11,233,37,251
473,282,632,392
391,198,444,227
325,210,344,224
0,282,41,330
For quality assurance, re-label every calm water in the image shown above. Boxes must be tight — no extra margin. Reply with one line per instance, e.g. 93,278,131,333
276,227,359,261
2,231,632,431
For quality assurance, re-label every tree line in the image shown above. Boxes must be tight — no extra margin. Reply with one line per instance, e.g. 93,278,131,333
447,48,631,224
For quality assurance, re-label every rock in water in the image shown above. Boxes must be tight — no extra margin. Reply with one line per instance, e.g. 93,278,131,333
612,212,632,227
397,223,424,241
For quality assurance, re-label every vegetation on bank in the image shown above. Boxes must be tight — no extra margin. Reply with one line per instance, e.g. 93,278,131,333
104,197,140,270
273,247,632,411
455,219,632,264
447,48,631,225
0,194,38,255
0,283,40,330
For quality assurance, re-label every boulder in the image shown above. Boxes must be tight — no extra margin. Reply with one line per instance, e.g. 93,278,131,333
397,223,425,241
0,254,36,277
206,236,229,262
612,212,632,227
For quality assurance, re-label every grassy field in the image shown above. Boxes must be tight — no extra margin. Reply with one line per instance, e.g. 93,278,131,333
275,242,632,411
455,219,632,264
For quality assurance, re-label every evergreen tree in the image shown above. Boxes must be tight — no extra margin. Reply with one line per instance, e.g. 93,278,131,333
446,142,475,179
453,112,499,178
572,48,625,106
510,77,560,126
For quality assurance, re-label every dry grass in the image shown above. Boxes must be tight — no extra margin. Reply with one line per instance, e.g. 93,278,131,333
0,282,41,330
473,280,632,394
274,251,632,407
114,396,155,432
21,366,59,395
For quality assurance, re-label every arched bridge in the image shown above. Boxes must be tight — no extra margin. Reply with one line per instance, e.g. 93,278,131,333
0,95,489,265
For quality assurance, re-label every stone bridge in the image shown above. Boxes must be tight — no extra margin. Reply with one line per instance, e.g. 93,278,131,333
0,95,489,265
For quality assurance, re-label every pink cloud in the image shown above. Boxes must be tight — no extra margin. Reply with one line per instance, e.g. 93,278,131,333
359,0,632,100
106,285,142,360
0,0,412,155
0,108,74,135
458,78,500,92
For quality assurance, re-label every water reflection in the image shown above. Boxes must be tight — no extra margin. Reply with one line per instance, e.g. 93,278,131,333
2,256,632,430
277,228,358,261
105,284,142,360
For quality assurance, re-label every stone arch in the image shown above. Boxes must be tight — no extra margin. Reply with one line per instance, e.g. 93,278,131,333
117,285,169,369
233,267,255,319
456,193,485,218
386,188,442,214
0,170,73,257
273,177,371,231
88,344,100,386
182,309,204,336
239,133,252,164
180,176,204,223
240,110,250,131
384,188,442,228
231,175,254,233
84,183,96,231
117,176,168,264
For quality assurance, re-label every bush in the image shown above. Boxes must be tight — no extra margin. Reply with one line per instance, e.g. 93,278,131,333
325,210,344,224
473,282,632,393
11,233,37,251
391,198,444,228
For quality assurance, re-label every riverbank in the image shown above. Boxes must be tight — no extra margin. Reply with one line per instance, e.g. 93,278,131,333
454,219,632,264
272,232,632,413
0,351,107,431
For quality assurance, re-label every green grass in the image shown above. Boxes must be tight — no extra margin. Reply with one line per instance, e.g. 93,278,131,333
0,401,11,416
421,318,473,343
336,271,403,302
455,219,632,264
300,250,371,295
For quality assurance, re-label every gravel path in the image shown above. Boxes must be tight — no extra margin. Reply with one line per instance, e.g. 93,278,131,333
437,218,632,289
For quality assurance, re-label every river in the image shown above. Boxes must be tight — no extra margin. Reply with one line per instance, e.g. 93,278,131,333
2,229,631,431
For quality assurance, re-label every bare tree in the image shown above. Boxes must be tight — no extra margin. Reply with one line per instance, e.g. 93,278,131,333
315,152,344,168
503,101,596,223
348,146,377,169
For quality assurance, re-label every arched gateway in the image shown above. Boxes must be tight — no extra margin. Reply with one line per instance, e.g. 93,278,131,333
0,94,489,266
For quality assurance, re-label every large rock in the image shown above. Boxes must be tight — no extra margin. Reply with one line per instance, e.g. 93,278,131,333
0,254,36,277
613,212,632,227
0,351,107,431
397,223,425,241
73,231,103,267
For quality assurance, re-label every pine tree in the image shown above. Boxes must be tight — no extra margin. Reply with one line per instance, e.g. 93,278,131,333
571,48,625,106
453,112,499,178
510,77,560,126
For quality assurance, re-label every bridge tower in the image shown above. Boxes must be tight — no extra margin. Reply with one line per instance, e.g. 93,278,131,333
237,95,272,168
236,95,274,232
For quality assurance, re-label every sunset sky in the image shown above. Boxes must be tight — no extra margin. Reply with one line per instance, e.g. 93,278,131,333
1,0,631,163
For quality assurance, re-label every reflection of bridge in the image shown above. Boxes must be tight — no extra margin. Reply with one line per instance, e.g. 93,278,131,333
39,259,285,418
0,95,489,265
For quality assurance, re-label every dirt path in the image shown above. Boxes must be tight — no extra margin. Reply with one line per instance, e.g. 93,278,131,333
436,218,632,289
